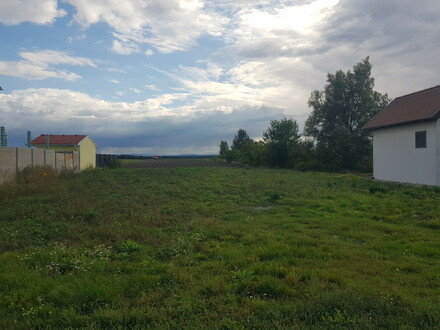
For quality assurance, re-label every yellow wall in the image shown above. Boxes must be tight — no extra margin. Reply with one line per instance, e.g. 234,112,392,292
35,137,96,171
79,138,96,170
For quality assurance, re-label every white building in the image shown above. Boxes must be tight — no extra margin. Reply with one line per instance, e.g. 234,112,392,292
363,85,440,186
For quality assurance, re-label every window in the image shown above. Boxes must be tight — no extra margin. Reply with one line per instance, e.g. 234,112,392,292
415,131,427,148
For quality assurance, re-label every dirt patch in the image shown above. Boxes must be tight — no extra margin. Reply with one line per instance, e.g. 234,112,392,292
121,159,242,168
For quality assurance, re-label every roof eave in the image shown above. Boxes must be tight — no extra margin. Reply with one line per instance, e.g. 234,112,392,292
78,136,97,147
31,143,80,147
363,117,438,131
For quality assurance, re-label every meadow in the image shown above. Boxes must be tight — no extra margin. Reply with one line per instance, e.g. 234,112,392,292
0,166,439,329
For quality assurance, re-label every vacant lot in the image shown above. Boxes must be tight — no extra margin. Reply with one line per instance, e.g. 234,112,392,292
0,167,439,329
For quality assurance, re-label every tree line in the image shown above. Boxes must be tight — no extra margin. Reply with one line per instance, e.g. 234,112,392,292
218,57,390,172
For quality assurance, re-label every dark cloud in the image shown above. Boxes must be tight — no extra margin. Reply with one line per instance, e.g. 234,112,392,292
320,0,440,53
6,105,285,154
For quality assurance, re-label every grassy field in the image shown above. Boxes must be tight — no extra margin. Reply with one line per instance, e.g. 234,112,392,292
0,166,439,329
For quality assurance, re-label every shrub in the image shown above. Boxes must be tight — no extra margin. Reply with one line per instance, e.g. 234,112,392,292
107,159,121,169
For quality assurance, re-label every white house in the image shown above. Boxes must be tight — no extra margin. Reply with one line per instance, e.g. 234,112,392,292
363,85,440,186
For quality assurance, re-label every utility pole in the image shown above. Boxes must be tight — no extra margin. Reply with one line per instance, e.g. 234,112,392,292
0,126,7,147
0,87,6,147
27,131,32,148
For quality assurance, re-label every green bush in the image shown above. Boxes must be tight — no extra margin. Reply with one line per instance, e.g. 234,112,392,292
107,159,121,169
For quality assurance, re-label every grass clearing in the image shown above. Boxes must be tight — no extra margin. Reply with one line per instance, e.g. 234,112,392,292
1,167,439,328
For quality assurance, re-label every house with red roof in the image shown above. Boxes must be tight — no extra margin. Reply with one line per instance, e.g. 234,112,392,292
31,134,96,171
363,85,440,185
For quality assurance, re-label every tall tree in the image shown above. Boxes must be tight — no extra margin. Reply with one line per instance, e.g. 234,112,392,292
232,129,251,151
219,140,229,159
305,57,390,170
263,118,300,168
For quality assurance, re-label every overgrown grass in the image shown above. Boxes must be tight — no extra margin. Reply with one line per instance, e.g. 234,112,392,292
0,167,439,328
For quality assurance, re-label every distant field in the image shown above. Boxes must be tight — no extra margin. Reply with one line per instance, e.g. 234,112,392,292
120,158,241,168
0,167,439,328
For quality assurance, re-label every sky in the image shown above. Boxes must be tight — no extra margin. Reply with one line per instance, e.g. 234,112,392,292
1,0,440,155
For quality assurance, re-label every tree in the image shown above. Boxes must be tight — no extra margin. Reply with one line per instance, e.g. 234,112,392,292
305,57,390,170
263,118,300,168
232,129,251,151
219,140,229,159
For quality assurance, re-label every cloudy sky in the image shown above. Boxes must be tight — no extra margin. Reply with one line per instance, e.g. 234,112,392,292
1,0,439,154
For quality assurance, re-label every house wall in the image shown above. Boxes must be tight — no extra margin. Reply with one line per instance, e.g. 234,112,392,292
373,121,438,185
79,138,96,170
35,137,96,170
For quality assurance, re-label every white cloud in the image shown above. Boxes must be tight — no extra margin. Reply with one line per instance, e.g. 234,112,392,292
19,50,96,67
67,33,86,43
110,80,120,84
66,0,227,53
0,50,96,81
111,39,140,55
161,58,313,120
222,0,340,58
238,0,340,35
145,84,161,91
129,88,142,93
0,0,66,25
106,67,127,73
145,49,154,56
0,61,81,81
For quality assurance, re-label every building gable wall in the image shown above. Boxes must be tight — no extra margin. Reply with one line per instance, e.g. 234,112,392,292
373,121,438,185
79,137,96,170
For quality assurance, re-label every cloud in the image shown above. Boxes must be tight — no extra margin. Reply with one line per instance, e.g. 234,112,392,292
0,50,96,81
145,84,161,92
0,61,81,81
19,50,97,67
111,39,140,55
66,0,227,53
220,0,340,59
158,58,313,120
309,0,440,96
67,33,86,43
0,0,66,25
0,88,284,154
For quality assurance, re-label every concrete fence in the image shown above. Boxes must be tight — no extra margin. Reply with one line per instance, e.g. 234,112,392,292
96,154,119,168
0,147,80,183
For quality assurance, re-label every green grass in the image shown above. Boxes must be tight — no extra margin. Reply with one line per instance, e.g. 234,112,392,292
1,167,439,329
118,159,145,164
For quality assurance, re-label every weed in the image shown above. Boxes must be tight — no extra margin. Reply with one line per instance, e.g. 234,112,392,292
266,190,281,202
322,309,355,326
107,159,122,169
115,240,142,258
369,185,386,194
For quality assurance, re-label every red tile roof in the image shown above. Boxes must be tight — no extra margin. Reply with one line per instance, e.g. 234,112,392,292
363,85,440,130
31,134,87,145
